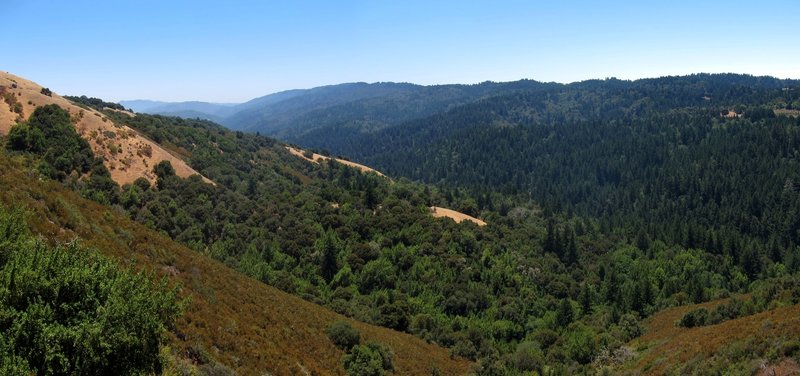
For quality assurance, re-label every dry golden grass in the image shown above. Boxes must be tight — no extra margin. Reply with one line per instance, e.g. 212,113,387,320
626,297,800,375
0,151,471,375
285,146,388,178
430,206,486,226
0,72,211,186
775,109,800,117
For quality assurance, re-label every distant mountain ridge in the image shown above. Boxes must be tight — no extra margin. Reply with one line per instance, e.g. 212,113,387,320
121,99,239,123
122,74,799,151
122,79,559,139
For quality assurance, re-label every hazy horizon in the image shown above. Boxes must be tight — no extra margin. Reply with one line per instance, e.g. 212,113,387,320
3,0,799,102
116,72,799,106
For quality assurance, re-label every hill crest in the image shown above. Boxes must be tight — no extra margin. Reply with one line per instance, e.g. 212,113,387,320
0,72,210,186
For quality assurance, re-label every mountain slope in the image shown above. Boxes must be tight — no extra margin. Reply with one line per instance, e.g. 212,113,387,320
121,100,238,123
0,72,209,185
123,80,559,147
0,148,472,375
624,297,800,374
11,71,800,374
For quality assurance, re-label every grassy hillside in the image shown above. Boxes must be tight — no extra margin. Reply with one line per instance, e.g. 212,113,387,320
0,72,208,186
624,298,800,375
0,149,471,375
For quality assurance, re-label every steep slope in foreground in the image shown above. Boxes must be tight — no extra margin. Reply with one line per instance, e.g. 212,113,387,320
625,298,800,375
0,151,472,375
0,72,208,185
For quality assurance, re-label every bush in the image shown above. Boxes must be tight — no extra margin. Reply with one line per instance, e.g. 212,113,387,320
342,342,393,376
617,313,643,341
326,320,361,350
511,341,544,372
0,207,182,375
677,308,709,328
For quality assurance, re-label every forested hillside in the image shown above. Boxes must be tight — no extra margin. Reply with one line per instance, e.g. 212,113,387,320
125,80,560,141
5,73,800,374
318,74,800,281
100,103,800,374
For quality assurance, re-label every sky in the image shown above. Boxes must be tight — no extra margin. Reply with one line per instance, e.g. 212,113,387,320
2,0,799,102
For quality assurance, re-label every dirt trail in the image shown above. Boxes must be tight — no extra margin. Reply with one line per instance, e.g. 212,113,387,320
285,146,387,177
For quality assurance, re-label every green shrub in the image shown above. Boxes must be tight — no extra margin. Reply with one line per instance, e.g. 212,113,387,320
0,206,182,375
326,320,361,350
678,308,709,328
511,341,544,372
342,342,393,376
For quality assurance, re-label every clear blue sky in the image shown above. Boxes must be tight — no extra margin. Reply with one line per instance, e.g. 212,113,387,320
2,0,798,102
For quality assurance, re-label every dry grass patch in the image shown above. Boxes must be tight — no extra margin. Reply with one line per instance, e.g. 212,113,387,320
430,206,487,226
775,109,800,117
0,72,211,186
285,146,388,178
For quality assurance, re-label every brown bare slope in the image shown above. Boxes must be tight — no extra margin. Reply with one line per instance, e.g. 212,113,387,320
0,72,210,186
625,298,800,375
286,146,388,178
430,206,487,227
0,151,472,375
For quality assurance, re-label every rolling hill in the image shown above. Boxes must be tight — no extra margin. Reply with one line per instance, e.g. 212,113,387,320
121,100,239,124
0,130,472,375
123,80,559,144
6,71,800,374
0,72,209,186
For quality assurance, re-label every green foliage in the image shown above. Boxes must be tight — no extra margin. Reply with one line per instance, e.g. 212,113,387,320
326,320,361,350
0,206,181,375
677,275,800,328
564,324,599,364
342,341,394,376
6,122,44,152
64,95,127,111
6,104,119,204
511,341,544,373
677,307,709,328
88,82,800,372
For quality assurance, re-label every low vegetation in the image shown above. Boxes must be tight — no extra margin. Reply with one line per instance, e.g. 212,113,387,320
677,275,800,328
0,207,181,375
327,320,362,350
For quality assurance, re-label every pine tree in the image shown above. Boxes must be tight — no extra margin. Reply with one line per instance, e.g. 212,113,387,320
556,299,574,328
319,229,340,283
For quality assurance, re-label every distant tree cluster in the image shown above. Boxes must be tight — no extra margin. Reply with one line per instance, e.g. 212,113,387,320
64,95,128,111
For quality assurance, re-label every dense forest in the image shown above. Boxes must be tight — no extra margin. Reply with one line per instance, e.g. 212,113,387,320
4,74,800,374
307,74,800,281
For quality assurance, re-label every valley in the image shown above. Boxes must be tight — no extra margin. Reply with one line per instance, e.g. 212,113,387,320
2,72,800,375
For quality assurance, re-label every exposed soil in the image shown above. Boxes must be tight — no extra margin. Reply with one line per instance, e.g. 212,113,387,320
0,72,212,186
